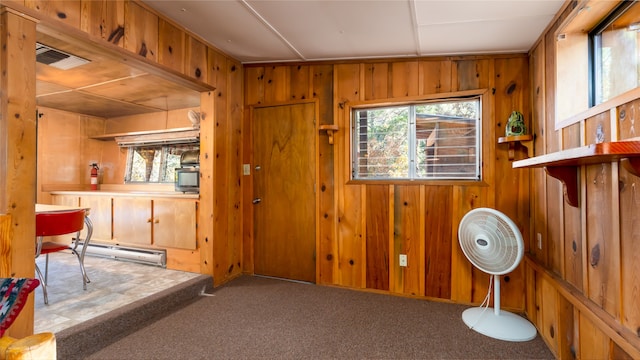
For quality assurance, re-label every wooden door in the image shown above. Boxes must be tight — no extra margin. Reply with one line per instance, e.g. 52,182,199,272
253,102,316,283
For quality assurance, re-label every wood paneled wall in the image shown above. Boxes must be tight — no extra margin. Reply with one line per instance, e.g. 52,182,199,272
2,2,244,334
244,55,532,309
13,2,640,357
36,107,106,201
527,2,640,358
35,106,212,196
200,52,244,287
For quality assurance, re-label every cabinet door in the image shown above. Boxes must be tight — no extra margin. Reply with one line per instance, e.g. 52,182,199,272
153,199,196,250
79,196,112,243
112,197,152,245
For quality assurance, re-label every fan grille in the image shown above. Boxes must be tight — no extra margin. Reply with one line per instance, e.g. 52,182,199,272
458,208,523,275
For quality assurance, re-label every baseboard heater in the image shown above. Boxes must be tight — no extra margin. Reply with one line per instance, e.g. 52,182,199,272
78,242,166,268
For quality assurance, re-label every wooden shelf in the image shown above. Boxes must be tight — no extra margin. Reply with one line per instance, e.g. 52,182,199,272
513,141,640,207
319,125,339,145
90,127,199,144
498,134,533,160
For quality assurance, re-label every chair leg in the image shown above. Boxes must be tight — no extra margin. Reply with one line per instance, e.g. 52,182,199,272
71,249,89,290
44,254,50,286
71,230,91,287
34,263,49,305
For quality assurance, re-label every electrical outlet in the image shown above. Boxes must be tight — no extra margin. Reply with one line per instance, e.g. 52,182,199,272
243,164,251,175
537,233,542,250
399,254,408,267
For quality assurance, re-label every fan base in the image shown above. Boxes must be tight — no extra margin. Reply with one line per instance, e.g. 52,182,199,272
462,307,537,342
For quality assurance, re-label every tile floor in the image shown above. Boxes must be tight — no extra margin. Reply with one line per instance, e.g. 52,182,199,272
34,251,200,334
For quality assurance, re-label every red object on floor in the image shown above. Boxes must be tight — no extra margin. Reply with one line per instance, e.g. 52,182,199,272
35,209,87,304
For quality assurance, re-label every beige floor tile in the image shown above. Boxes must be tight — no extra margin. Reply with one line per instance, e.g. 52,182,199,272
34,251,200,334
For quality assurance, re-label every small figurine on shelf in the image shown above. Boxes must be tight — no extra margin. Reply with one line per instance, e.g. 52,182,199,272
505,110,526,137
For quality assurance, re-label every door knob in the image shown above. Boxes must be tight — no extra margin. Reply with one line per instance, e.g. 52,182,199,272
255,165,261,171
252,198,262,204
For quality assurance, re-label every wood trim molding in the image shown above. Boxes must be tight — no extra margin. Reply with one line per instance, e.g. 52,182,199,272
556,87,640,130
526,256,640,359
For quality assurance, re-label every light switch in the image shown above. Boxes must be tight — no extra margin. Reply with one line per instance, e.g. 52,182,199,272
243,164,251,175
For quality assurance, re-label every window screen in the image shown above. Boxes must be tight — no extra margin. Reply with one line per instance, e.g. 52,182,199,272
352,96,481,180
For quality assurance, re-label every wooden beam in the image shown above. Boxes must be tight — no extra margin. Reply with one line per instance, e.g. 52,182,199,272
0,6,37,338
199,90,215,283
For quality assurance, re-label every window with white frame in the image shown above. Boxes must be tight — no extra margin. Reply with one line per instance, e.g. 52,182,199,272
352,96,481,180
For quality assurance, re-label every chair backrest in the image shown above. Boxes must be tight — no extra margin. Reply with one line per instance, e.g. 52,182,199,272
35,209,85,237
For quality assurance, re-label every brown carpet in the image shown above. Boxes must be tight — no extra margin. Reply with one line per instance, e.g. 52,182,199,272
85,275,553,360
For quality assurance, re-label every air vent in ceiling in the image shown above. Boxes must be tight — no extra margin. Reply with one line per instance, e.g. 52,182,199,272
36,42,90,70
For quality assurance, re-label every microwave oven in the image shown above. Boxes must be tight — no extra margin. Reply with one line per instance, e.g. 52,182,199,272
175,167,199,193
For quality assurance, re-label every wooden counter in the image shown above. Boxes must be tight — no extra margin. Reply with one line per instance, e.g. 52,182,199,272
50,190,198,200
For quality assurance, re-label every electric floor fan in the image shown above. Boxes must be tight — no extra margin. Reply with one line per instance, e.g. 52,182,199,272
457,207,537,342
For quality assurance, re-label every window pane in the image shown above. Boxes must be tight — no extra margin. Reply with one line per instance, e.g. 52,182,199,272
164,145,197,182
352,96,481,181
126,144,199,184
415,99,479,179
355,106,409,178
129,146,162,182
594,2,640,104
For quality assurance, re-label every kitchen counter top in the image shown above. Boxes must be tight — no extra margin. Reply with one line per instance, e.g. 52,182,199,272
50,190,199,199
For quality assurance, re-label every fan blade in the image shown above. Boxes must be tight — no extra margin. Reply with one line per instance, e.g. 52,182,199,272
458,208,525,275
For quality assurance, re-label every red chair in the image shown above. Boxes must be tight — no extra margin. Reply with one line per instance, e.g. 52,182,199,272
35,209,90,304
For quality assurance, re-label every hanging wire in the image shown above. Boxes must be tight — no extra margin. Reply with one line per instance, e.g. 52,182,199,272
468,274,494,330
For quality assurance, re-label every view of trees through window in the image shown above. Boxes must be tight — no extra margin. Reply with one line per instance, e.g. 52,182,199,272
353,97,480,180
591,1,640,105
126,144,199,183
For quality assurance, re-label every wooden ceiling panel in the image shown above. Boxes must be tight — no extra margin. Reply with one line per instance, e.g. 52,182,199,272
37,91,158,118
35,31,204,118
37,80,72,97
37,32,122,64
36,61,146,89
80,74,200,111
36,32,144,89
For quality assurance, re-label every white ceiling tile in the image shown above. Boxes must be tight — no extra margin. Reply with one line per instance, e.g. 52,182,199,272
144,0,301,62
414,0,564,24
142,0,567,63
246,0,417,60
418,15,555,55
